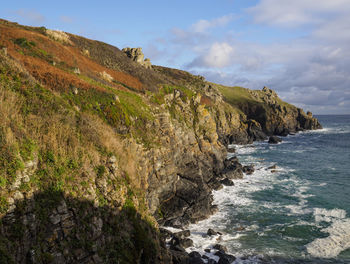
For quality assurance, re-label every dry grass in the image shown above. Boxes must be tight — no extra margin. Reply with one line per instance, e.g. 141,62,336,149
0,24,143,92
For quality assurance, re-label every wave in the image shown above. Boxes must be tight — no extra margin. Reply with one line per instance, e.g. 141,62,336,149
306,218,350,258
314,208,347,223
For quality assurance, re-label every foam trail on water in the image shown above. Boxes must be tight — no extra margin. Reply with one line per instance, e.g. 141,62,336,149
306,218,350,258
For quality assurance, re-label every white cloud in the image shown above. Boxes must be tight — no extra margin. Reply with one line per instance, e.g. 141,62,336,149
189,42,235,68
248,0,350,27
191,14,235,33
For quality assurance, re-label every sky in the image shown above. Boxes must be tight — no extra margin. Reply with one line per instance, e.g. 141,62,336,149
1,0,350,114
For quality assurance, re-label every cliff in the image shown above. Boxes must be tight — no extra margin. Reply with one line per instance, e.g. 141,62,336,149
0,19,321,264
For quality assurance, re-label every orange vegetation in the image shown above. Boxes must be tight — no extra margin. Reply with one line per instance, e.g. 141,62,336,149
0,24,143,92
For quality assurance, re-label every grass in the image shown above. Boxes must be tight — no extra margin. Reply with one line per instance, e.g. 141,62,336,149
150,84,195,105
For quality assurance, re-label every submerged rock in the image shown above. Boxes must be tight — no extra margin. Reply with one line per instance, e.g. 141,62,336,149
268,136,282,144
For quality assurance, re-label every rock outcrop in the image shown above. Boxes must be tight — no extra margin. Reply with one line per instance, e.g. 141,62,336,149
122,47,152,69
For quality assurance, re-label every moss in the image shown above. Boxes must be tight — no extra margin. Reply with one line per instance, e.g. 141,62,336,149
95,165,106,178
19,138,37,161
0,196,8,214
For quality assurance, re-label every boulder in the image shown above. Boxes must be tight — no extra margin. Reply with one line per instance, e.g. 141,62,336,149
218,253,236,264
220,178,234,186
170,250,190,264
122,47,152,69
267,165,277,170
243,165,255,175
170,236,194,249
222,157,244,179
175,230,191,239
207,228,218,236
213,244,228,252
268,136,282,144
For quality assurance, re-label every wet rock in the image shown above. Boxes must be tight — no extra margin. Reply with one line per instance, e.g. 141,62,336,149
170,250,190,264
235,226,245,231
170,245,186,253
208,259,218,264
213,244,228,252
175,230,191,239
267,165,277,170
243,165,255,175
189,251,202,259
222,156,243,179
268,136,282,144
227,147,235,153
220,178,234,186
159,227,173,239
204,248,211,253
170,236,193,249
218,253,236,264
207,228,218,236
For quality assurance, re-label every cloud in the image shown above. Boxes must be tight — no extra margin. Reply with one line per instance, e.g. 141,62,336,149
15,9,45,24
191,14,235,33
247,0,350,27
189,42,235,68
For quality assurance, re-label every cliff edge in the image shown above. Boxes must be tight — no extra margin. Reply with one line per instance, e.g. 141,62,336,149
0,19,321,264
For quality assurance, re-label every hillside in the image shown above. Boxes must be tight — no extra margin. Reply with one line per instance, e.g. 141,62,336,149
0,19,321,264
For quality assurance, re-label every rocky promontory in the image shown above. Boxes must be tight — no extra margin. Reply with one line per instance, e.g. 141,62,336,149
0,19,321,263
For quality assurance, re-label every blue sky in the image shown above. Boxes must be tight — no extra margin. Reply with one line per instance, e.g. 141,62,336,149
1,0,350,114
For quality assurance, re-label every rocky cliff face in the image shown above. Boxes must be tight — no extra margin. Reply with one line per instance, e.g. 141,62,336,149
0,19,322,264
122,47,152,69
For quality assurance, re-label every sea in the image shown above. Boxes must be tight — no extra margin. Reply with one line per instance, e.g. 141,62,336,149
185,115,350,263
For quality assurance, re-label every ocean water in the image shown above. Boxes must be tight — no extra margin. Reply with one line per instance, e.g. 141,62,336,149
187,115,350,263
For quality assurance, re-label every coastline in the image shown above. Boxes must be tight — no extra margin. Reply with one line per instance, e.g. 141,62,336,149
160,123,350,264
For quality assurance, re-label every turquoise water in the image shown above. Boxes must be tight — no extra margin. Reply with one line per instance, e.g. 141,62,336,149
188,115,350,263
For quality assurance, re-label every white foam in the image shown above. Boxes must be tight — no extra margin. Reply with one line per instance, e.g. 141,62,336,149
306,218,350,258
314,208,347,223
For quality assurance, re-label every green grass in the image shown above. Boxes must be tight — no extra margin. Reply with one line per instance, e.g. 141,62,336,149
216,84,257,106
150,84,195,105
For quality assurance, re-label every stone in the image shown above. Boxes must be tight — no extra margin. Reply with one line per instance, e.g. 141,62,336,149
268,165,277,170
1,47,7,56
170,249,190,264
204,248,211,253
13,191,24,200
49,214,61,225
227,147,235,153
218,253,236,264
242,165,255,175
170,236,193,249
207,228,218,236
72,87,78,95
268,136,282,144
213,244,228,252
57,201,68,214
175,230,191,239
208,259,218,264
220,178,234,186
122,47,152,69
189,251,201,258
73,68,80,74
